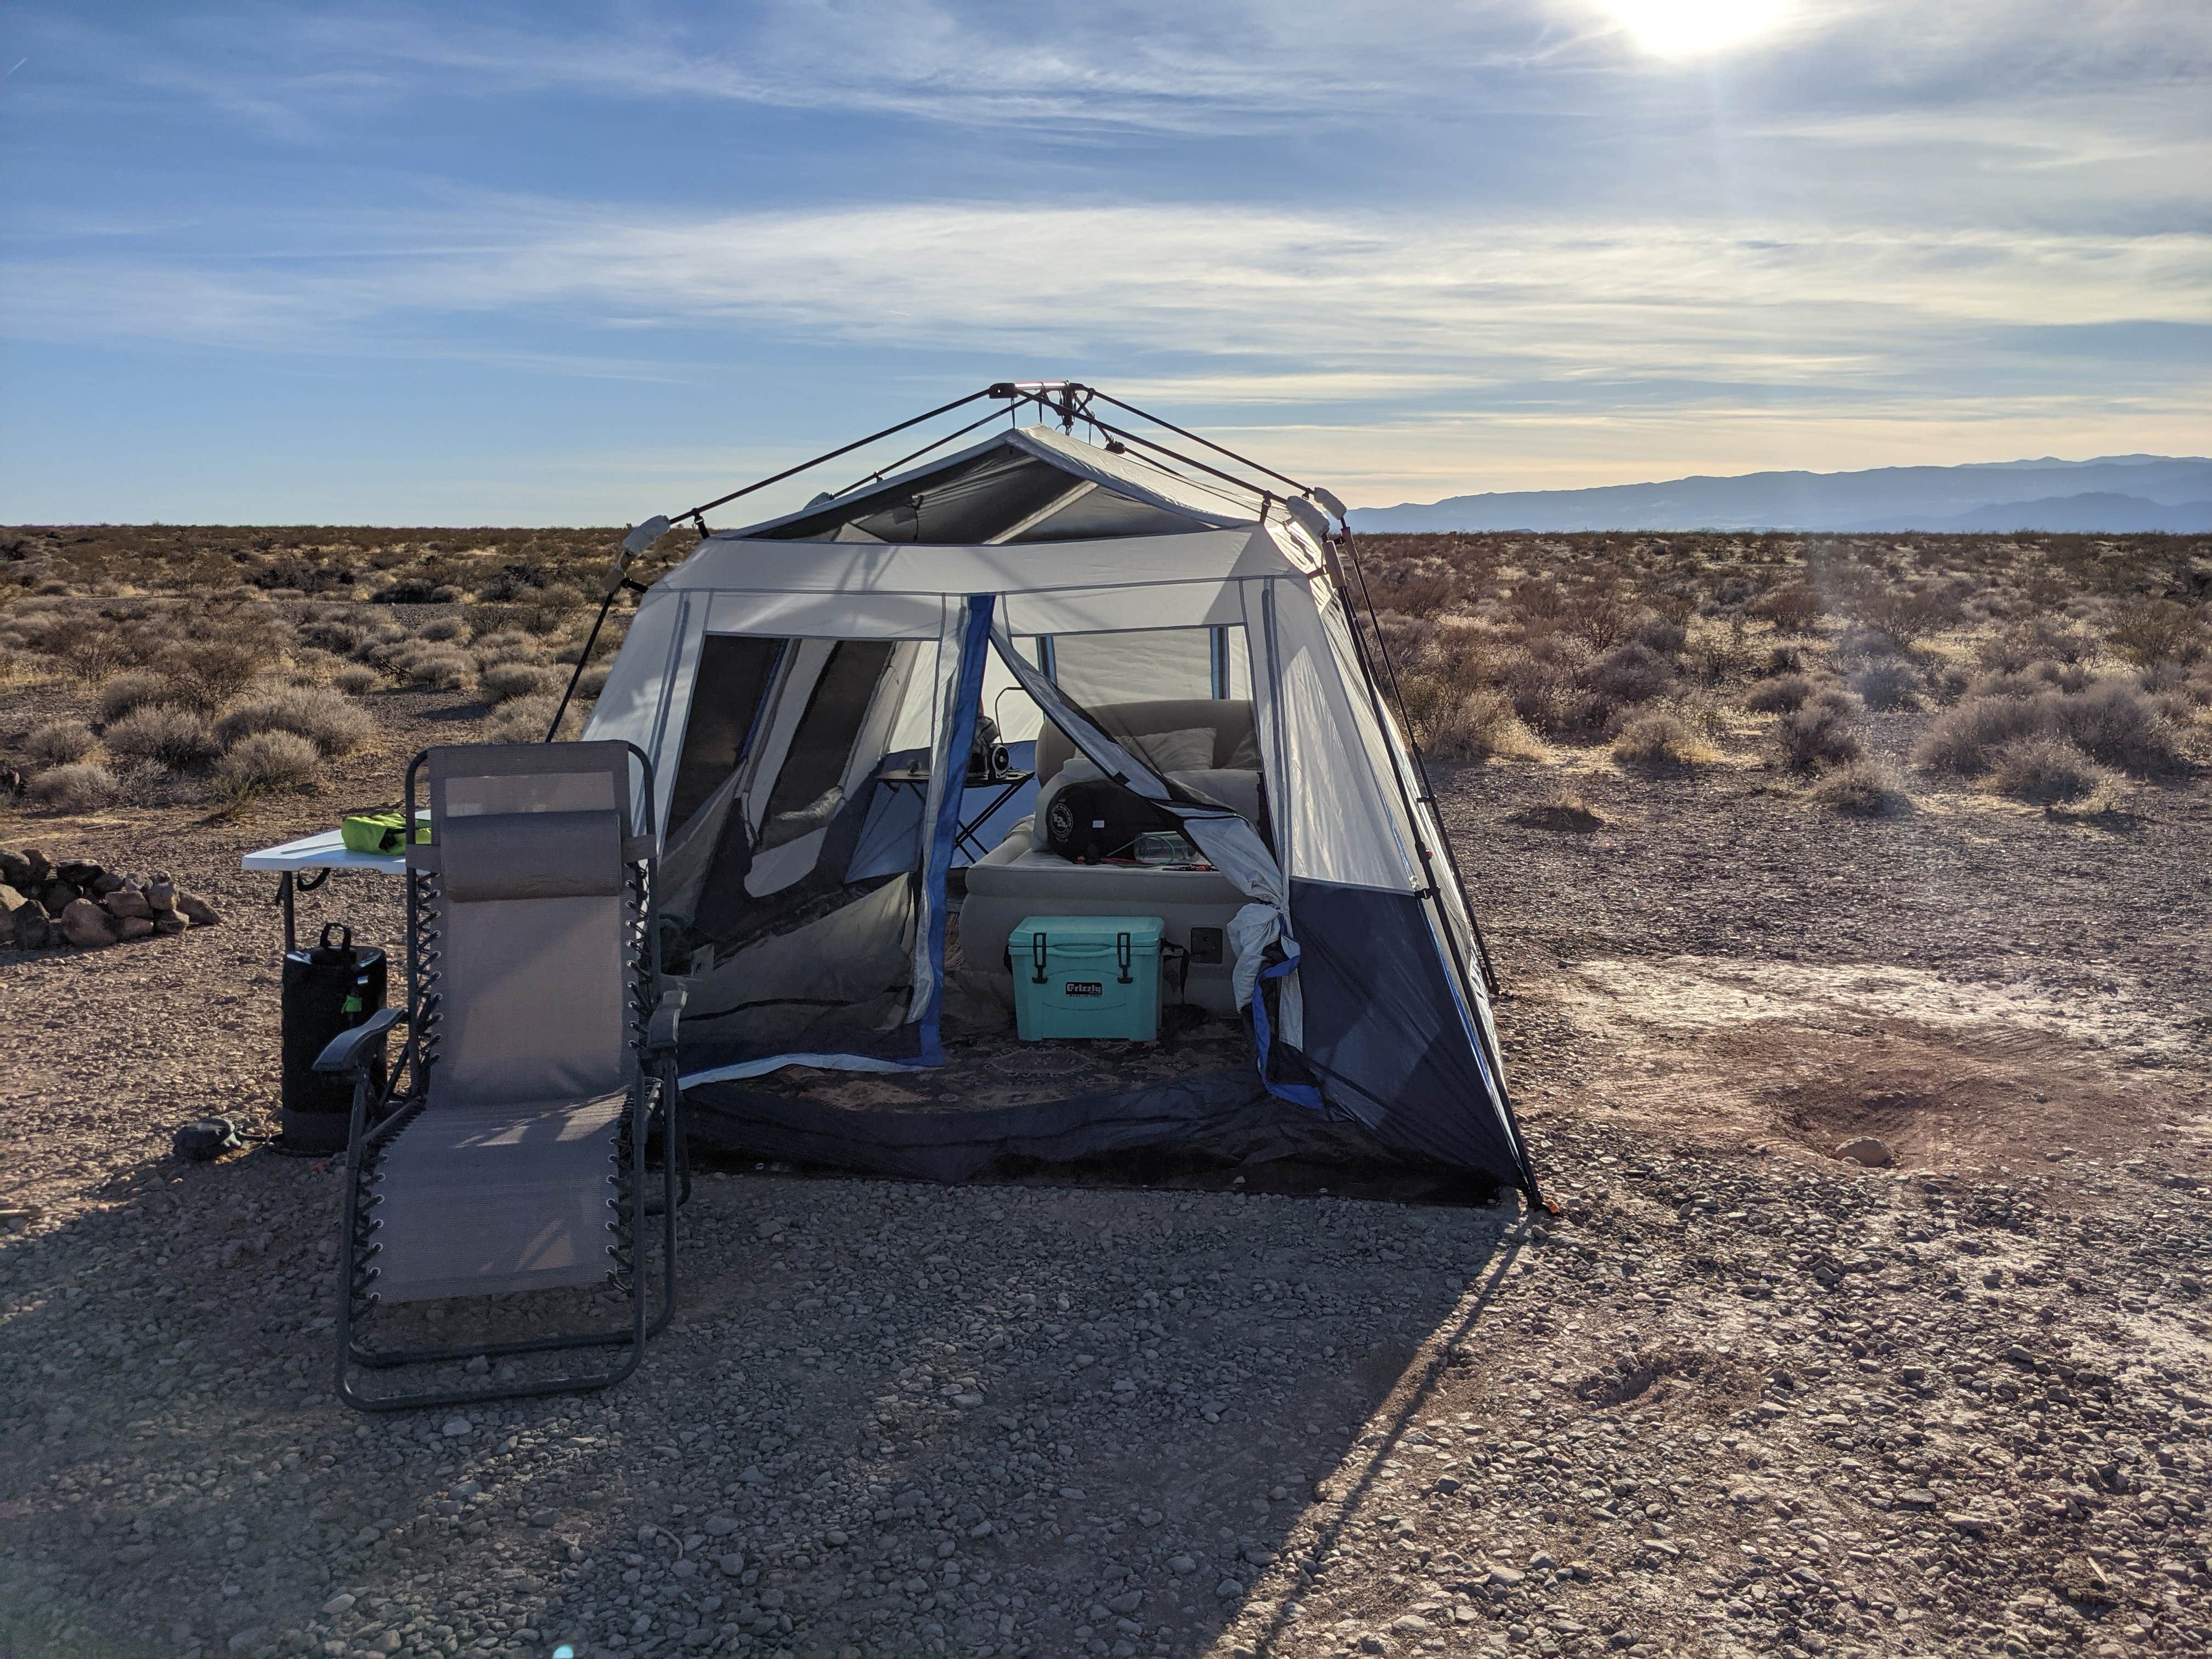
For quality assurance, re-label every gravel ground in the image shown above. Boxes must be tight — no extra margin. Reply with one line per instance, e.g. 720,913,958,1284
4,726,2210,1659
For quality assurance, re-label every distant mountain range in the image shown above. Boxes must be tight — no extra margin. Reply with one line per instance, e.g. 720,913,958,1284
1347,455,2212,534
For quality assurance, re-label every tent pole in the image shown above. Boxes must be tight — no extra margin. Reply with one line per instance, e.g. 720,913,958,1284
665,387,999,526
1079,386,1317,498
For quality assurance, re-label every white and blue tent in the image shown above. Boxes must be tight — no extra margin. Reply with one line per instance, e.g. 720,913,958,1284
578,386,1539,1195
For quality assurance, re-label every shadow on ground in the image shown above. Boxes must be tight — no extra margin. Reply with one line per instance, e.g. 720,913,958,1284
0,1147,1521,1659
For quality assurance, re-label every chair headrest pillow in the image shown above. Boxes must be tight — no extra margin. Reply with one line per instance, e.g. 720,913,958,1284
439,809,628,903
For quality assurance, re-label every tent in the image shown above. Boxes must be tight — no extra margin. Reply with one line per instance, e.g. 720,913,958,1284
577,384,1541,1196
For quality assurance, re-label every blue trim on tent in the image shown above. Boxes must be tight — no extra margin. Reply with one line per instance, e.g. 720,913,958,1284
915,595,996,1064
1249,945,1325,1111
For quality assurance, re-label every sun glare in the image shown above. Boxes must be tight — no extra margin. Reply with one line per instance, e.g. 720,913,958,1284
1598,0,1789,57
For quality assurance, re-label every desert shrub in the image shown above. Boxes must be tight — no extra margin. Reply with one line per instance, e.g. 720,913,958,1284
1836,623,1908,662
575,661,612,699
389,640,474,689
473,629,547,670
2052,679,2181,772
1633,614,1688,655
331,664,381,696
416,615,470,643
480,660,565,703
29,760,120,811
213,730,322,794
1987,736,2108,805
1809,758,1910,816
53,624,132,680
1764,645,1805,675
166,637,278,709
353,622,411,662
1744,674,1812,713
1587,642,1672,706
1971,662,2088,701
1681,625,1755,685
1503,653,1606,738
1611,712,1712,765
214,686,373,756
1407,686,1541,761
1777,688,1865,771
1978,617,2096,673
98,669,177,723
2105,597,2207,667
1913,694,2052,776
482,693,580,744
103,703,219,768
25,718,96,765
300,617,371,656
1855,583,1964,643
1849,659,1921,710
1751,583,1821,632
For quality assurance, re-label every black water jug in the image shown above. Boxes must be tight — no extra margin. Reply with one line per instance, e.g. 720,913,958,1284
279,923,386,1154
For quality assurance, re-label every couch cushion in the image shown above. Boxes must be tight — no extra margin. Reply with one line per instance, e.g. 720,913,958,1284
1035,698,1255,782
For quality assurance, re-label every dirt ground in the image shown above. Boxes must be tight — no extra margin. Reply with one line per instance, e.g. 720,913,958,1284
3,526,2210,1659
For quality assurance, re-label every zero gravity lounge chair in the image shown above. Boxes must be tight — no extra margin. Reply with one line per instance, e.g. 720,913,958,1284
315,742,686,1410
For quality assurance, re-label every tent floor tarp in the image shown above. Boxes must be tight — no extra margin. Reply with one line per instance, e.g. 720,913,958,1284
682,1020,1496,1195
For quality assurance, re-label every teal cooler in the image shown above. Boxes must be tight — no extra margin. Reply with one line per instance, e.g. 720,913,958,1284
1009,916,1165,1042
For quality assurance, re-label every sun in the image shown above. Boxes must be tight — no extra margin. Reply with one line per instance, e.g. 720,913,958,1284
1596,0,1790,57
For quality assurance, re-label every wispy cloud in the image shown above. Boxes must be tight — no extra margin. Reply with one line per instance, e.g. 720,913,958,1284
8,199,2204,365
1,0,2206,518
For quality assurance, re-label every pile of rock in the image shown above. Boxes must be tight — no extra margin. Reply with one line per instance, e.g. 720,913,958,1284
0,845,221,950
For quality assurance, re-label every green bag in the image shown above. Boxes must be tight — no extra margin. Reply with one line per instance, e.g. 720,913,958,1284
341,808,429,854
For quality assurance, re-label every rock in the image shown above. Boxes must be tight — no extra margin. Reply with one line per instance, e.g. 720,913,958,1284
8,899,54,949
321,1594,356,1615
1834,1137,1894,1167
57,859,101,886
88,871,125,896
0,884,37,946
102,886,153,920
175,891,222,927
718,1553,746,1577
18,847,53,885
152,912,186,936
0,848,31,889
442,1417,472,1437
144,877,177,915
58,897,118,947
41,878,83,913
115,916,155,941
1215,1577,1244,1599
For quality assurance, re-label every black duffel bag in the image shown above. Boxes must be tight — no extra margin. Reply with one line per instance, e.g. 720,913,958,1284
1042,778,1184,864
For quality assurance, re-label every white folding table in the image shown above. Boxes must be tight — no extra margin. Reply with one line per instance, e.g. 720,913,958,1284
241,829,405,952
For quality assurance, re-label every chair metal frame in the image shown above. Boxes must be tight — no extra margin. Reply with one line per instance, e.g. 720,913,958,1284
317,741,686,1412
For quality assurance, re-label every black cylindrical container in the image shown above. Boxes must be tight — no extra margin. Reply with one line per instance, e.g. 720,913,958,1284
279,923,387,1154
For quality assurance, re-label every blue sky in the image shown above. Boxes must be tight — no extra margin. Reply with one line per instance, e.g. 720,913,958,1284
2,1,2207,524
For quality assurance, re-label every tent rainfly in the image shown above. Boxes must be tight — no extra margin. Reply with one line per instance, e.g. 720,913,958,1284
577,384,1541,1196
